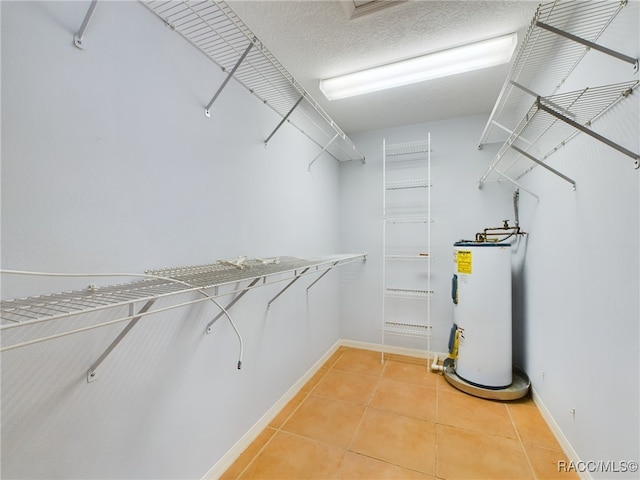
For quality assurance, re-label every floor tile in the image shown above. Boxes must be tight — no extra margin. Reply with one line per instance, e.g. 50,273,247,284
523,443,580,479
222,348,576,480
313,369,379,405
438,390,517,439
508,403,562,449
437,424,534,479
337,452,435,479
351,408,436,475
371,377,436,421
332,348,385,377
383,358,437,388
281,394,366,449
238,431,344,479
220,427,277,479
386,353,430,366
268,391,307,429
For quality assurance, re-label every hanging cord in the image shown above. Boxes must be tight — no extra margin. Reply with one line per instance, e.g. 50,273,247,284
0,269,244,369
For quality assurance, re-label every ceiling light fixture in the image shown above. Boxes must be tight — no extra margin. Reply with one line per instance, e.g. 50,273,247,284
319,33,518,100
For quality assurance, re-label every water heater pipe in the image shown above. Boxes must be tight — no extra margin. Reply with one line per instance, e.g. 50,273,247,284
431,355,445,374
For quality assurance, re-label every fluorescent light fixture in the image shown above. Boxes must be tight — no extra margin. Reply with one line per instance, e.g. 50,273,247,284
319,33,517,100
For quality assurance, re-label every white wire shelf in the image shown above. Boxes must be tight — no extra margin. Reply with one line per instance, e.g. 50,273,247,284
478,0,633,147
141,0,365,164
385,179,431,190
385,253,430,260
385,288,432,298
385,216,431,224
384,140,430,157
0,254,366,351
384,321,432,337
478,80,639,187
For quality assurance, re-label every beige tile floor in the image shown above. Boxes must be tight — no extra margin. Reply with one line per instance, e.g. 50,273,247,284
222,347,578,479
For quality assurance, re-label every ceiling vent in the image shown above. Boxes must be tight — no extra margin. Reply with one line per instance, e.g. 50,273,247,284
350,0,406,19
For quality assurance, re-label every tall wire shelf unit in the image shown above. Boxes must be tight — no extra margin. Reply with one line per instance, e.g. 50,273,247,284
382,135,432,356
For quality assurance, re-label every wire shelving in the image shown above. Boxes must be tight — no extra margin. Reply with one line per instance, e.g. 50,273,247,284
140,0,365,167
476,0,639,190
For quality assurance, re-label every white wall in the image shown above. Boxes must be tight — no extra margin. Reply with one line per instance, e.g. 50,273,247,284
515,3,639,476
1,2,355,478
339,115,520,353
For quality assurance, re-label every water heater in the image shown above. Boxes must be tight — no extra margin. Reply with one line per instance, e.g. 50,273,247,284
452,242,512,388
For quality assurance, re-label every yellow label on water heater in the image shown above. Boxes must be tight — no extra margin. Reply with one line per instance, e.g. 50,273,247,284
457,250,472,274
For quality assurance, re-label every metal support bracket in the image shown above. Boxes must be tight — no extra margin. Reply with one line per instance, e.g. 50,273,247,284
308,134,339,171
205,277,262,334
510,144,576,189
264,96,304,146
306,262,338,292
74,0,99,49
537,97,640,168
535,21,639,71
510,81,576,119
492,170,540,201
205,42,254,117
267,268,310,309
87,298,156,383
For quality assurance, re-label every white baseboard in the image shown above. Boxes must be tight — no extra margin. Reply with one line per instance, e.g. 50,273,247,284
531,388,588,480
201,339,446,479
339,338,447,360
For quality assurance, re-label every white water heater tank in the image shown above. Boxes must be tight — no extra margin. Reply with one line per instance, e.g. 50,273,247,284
452,242,512,388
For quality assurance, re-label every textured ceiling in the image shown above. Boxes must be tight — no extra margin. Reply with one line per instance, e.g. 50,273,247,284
227,0,540,134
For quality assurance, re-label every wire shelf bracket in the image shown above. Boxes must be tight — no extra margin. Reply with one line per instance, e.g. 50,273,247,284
87,299,156,383
205,277,261,334
308,133,339,171
205,42,254,118
265,96,304,146
266,268,310,309
73,0,99,49
536,95,640,167
306,261,339,293
535,20,639,70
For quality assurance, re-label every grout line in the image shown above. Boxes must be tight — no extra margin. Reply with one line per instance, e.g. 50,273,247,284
228,427,278,480
332,350,384,479
338,351,386,476
347,354,385,451
505,401,538,479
